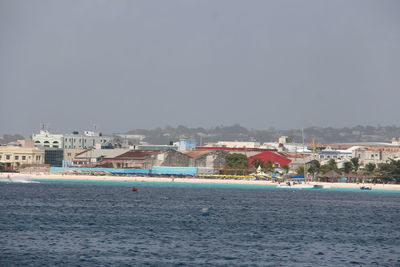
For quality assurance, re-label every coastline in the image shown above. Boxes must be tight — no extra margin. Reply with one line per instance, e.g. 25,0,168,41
1,172,400,191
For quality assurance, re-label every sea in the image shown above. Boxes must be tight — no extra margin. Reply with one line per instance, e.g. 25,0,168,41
0,179,399,266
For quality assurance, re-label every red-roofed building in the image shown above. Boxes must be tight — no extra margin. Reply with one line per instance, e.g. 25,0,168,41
248,151,291,168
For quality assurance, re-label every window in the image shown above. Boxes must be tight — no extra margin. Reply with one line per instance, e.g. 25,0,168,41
22,156,26,160
36,156,41,161
6,155,10,160
0,155,2,160
15,156,19,160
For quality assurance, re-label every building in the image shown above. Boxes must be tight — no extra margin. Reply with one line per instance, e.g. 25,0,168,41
0,146,44,170
63,149,87,167
63,131,112,149
184,150,228,169
44,148,64,167
353,147,400,165
72,148,130,167
248,151,292,168
101,149,192,169
137,144,178,150
32,130,64,148
175,139,197,152
204,141,260,149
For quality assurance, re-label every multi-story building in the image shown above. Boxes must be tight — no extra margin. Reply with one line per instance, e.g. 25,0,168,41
32,130,64,148
353,147,400,165
0,146,44,170
32,130,112,150
63,131,112,149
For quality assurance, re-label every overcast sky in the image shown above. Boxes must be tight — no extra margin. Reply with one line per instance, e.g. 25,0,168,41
1,0,399,135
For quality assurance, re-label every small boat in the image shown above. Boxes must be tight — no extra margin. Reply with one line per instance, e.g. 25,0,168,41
360,186,372,190
276,183,320,189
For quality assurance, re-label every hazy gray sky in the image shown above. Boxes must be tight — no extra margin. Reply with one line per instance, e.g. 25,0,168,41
1,0,399,135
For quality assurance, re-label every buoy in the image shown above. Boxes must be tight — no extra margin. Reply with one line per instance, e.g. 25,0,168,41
132,187,138,192
201,208,209,216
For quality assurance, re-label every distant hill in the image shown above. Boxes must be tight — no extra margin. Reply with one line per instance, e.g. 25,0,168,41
0,134,25,145
126,124,400,145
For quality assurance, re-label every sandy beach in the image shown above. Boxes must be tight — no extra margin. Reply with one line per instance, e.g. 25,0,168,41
1,172,400,191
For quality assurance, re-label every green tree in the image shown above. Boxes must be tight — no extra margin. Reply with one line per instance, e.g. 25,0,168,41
264,161,273,171
350,157,360,172
342,161,353,174
296,166,308,176
225,153,249,169
320,159,338,174
377,159,400,182
365,163,376,173
282,164,290,173
308,160,321,175
251,158,264,169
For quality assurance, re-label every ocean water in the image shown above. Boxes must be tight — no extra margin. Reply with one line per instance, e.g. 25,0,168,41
0,180,399,266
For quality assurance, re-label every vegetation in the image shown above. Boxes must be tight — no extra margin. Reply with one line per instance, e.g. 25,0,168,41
377,159,400,183
296,166,307,176
251,158,264,169
365,163,376,173
342,161,353,174
225,153,249,169
308,160,321,175
320,159,339,174
350,157,360,172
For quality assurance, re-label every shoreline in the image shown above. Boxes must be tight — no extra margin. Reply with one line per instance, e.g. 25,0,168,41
1,172,400,191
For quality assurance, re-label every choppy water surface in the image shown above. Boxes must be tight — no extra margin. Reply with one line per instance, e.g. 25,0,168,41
0,181,399,266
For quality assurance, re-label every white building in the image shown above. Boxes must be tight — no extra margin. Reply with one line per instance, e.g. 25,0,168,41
205,141,260,149
32,130,112,150
32,130,64,148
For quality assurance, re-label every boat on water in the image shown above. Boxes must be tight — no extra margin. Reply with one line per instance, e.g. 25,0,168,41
276,182,324,189
360,186,372,190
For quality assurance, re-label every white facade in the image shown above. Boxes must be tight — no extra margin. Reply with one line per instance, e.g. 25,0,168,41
32,130,112,149
32,130,64,148
207,141,260,148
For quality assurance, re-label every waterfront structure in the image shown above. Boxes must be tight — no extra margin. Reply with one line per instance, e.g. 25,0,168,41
32,130,64,148
0,146,44,170
184,150,228,169
101,149,192,169
72,148,130,167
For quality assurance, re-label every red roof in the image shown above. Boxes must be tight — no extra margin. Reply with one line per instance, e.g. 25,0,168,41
248,151,291,167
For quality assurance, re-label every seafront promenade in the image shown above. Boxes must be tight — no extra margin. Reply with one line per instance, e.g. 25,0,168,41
1,172,400,191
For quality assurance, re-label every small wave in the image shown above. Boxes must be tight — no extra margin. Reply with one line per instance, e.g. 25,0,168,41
0,177,39,184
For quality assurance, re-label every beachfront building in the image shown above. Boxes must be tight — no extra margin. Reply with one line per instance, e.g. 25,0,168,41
102,149,193,169
248,151,292,168
0,146,44,170
71,148,130,167
184,150,228,169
